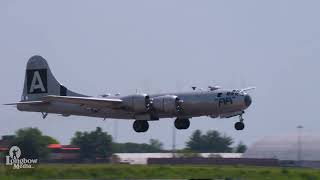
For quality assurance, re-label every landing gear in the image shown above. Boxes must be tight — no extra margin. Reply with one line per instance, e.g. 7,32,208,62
234,115,245,130
133,120,149,133
174,118,190,130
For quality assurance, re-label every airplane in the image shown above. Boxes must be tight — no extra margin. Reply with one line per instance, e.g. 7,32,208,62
5,55,254,133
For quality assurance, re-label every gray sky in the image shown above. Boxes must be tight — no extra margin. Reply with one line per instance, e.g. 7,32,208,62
1,1,320,149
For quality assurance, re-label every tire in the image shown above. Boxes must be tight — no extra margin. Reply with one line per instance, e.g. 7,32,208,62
234,122,245,130
141,121,149,132
133,120,149,132
174,118,190,130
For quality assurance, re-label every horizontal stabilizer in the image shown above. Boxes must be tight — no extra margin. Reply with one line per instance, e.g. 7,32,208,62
41,95,123,108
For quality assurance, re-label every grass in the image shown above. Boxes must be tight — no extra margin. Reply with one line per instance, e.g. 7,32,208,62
0,164,320,180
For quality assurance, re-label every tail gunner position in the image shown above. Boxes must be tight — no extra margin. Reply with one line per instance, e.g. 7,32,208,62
5,56,254,133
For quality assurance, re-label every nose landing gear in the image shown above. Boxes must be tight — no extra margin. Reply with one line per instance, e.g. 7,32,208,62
234,115,245,130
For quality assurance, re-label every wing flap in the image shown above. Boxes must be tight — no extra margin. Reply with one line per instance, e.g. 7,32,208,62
41,95,123,108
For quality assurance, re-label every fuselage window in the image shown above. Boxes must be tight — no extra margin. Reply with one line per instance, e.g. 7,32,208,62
227,92,235,96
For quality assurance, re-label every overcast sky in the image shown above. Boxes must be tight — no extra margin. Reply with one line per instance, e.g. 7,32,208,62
1,1,320,149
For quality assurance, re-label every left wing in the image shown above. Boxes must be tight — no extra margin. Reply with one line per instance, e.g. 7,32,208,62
41,95,123,109
4,101,48,106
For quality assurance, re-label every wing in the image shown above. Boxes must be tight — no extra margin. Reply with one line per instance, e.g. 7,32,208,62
240,87,256,93
4,101,48,106
41,95,123,109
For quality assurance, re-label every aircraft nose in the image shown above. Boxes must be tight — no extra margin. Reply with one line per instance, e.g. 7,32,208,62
244,94,252,107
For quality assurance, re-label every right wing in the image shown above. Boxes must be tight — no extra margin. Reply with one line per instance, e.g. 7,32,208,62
41,95,123,109
240,87,256,93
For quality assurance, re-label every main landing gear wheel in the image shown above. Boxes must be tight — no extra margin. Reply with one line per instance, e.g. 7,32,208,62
174,118,190,130
133,120,149,133
234,122,245,130
234,115,245,131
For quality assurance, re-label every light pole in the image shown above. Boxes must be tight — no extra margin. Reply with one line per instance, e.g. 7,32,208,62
113,120,118,143
172,125,176,158
297,125,303,166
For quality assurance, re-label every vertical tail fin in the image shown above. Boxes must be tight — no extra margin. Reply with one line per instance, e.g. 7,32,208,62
22,55,85,101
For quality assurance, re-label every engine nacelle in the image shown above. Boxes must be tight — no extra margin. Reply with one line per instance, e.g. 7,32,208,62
152,95,182,114
121,94,151,113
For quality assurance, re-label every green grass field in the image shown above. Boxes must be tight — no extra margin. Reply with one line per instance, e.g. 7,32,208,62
1,164,320,180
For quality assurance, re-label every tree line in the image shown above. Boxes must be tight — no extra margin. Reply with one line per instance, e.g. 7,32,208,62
2,127,246,161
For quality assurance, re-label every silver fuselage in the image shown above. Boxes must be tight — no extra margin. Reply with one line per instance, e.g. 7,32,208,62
17,89,251,120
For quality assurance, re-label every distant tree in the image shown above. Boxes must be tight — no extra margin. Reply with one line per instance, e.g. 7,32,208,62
186,129,234,153
234,141,247,153
42,135,59,144
149,139,163,150
71,127,112,160
113,139,164,153
11,127,59,159
186,130,204,151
